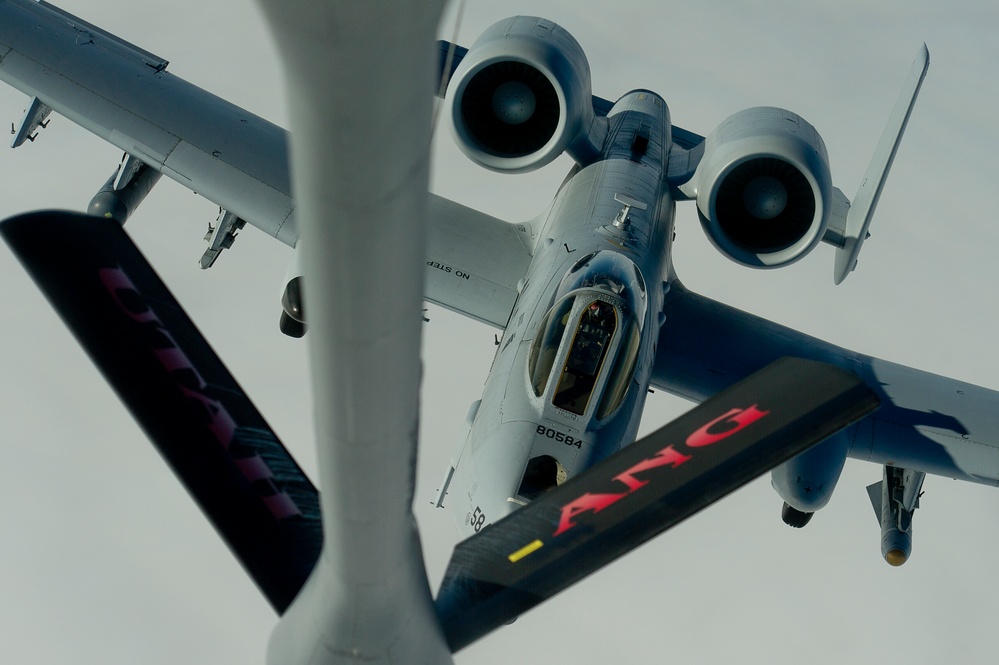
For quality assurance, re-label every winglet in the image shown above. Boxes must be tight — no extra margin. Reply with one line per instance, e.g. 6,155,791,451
833,44,930,284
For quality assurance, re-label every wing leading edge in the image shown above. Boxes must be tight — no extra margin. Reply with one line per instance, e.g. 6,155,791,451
0,0,531,329
653,281,999,487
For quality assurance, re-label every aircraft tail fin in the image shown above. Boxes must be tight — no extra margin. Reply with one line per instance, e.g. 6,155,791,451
434,356,879,651
0,211,321,614
830,45,930,284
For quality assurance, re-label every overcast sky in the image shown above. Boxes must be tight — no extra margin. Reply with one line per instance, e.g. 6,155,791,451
2,1,998,663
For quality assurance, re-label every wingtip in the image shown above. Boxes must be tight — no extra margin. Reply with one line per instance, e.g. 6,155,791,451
916,43,930,73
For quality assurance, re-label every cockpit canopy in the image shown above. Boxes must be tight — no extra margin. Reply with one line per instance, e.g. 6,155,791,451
528,252,646,420
554,250,647,320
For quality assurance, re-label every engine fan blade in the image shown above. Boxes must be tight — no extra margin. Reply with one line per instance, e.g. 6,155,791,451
0,211,322,614
435,356,879,651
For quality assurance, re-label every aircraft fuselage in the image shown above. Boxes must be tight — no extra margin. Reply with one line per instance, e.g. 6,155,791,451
440,91,677,536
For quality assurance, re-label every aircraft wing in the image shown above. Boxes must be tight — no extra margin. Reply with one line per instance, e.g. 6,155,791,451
653,281,999,487
1,211,323,615
0,0,297,241
424,195,533,328
0,0,531,329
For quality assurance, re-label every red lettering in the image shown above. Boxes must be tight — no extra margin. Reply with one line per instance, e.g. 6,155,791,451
154,345,196,374
554,447,692,537
685,405,769,448
98,264,294,513
554,492,628,536
100,267,157,323
263,493,303,519
553,404,769,538
179,384,237,450
611,445,693,492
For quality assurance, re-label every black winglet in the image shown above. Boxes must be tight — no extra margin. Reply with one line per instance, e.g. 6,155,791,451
1,211,321,614
435,356,878,651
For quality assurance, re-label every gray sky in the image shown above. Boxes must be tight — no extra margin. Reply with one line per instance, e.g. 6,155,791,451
2,1,998,663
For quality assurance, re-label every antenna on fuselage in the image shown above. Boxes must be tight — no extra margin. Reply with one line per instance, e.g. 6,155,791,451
609,193,648,231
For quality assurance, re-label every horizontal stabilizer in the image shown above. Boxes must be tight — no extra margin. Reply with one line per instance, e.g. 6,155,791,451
435,357,878,651
833,45,929,284
0,211,321,614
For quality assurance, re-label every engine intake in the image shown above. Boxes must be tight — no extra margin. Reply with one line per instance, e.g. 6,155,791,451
446,17,596,173
687,107,833,268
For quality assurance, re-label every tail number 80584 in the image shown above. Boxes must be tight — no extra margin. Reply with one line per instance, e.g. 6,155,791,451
536,424,582,449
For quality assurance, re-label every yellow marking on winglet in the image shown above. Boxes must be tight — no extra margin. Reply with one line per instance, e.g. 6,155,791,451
508,539,544,563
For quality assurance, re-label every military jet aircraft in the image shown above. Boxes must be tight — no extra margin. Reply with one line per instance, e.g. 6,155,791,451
1,1,999,664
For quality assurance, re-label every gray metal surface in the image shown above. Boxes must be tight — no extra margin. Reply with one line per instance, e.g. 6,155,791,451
253,1,452,663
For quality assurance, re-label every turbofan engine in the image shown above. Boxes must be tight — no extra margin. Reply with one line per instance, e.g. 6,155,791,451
682,107,833,268
445,16,599,173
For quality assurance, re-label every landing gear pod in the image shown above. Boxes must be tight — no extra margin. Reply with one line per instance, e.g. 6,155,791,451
87,155,162,224
771,430,848,519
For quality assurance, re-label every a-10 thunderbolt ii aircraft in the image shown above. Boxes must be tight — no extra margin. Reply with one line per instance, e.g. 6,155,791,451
1,0,997,663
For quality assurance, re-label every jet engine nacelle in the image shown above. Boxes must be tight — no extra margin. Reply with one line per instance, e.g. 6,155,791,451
446,16,597,173
686,107,833,268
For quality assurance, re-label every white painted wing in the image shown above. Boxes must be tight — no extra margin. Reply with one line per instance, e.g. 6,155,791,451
653,281,999,487
425,195,533,327
0,0,297,242
0,0,531,329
